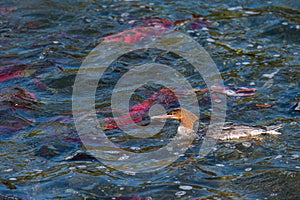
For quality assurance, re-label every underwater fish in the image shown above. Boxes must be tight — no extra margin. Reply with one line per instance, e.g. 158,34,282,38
103,14,211,43
100,86,257,130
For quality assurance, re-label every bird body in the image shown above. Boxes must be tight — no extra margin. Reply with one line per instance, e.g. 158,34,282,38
152,108,281,140
201,122,281,140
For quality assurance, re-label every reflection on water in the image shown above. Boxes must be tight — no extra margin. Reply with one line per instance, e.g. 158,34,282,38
0,0,299,199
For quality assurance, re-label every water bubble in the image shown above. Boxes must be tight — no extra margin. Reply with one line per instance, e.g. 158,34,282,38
245,167,252,172
124,171,136,176
130,146,141,151
96,165,106,170
242,61,250,65
118,154,129,160
244,11,260,15
3,168,13,172
179,185,193,190
227,6,243,11
175,191,186,196
242,142,251,148
206,38,215,43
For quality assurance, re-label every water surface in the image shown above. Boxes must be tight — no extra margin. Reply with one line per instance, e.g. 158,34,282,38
0,0,299,199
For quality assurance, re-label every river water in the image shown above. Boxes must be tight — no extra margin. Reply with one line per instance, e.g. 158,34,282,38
0,0,299,199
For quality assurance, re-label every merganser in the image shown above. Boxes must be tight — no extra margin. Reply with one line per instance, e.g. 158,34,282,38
151,108,281,140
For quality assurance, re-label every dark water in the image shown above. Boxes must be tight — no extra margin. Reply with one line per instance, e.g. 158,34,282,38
0,0,299,199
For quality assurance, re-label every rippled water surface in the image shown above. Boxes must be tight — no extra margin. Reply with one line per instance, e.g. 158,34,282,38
0,0,299,199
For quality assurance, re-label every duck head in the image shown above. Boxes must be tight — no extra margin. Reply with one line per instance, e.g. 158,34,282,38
151,107,198,130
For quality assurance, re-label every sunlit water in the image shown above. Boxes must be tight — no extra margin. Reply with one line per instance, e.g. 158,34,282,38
0,0,299,199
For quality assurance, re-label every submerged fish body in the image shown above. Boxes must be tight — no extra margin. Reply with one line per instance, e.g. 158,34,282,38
103,25,169,43
103,14,211,43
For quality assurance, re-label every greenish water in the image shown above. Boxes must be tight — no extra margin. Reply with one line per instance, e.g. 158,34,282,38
0,0,299,199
